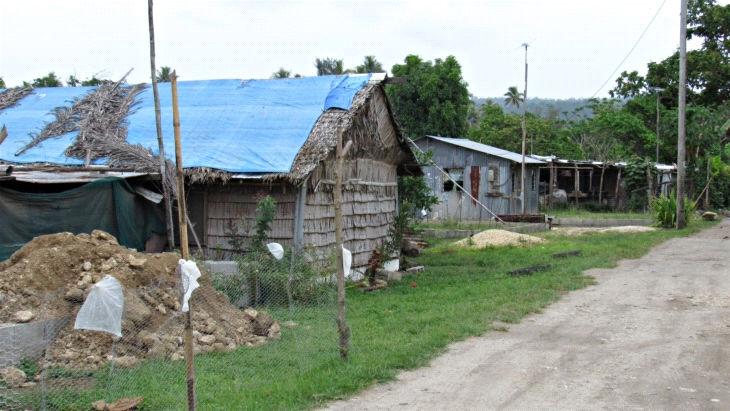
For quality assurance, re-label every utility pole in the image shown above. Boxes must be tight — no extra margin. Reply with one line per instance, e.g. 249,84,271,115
676,0,687,229
520,43,529,215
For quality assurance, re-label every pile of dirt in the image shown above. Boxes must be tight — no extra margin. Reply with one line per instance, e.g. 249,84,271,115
0,231,280,371
454,229,544,248
552,226,656,236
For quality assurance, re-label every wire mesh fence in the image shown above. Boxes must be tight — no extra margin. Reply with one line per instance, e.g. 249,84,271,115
0,234,339,410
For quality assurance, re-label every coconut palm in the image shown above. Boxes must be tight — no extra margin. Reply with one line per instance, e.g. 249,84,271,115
504,86,523,108
272,68,291,79
315,58,344,76
156,66,172,82
356,56,384,73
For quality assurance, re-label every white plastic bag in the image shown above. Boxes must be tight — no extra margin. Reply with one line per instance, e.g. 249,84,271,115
342,246,352,278
266,242,284,260
178,259,201,312
74,275,124,337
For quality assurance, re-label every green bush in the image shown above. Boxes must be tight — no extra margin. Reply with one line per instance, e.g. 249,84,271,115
650,191,696,228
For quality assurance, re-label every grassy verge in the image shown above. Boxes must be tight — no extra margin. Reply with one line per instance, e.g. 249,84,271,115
25,221,714,410
542,208,650,219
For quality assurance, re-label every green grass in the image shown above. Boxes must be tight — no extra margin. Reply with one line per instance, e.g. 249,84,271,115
23,221,714,410
543,208,650,219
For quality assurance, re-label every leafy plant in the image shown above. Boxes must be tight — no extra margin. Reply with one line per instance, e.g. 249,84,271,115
650,190,697,228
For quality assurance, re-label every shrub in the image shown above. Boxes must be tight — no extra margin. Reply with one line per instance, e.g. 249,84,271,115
650,191,696,228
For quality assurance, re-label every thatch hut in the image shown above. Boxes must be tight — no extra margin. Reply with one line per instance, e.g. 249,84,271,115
0,74,418,271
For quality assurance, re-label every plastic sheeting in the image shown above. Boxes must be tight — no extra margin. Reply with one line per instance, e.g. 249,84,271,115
178,259,201,312
74,275,124,337
0,75,371,173
0,86,95,165
342,246,352,279
266,242,284,260
0,177,165,260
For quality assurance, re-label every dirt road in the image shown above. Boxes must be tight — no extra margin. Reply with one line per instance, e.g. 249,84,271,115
327,222,730,410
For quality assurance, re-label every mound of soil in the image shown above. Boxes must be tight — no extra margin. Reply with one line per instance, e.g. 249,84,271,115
0,231,279,371
454,229,544,248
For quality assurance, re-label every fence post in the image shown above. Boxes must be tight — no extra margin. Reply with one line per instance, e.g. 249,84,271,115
171,70,196,410
334,129,352,359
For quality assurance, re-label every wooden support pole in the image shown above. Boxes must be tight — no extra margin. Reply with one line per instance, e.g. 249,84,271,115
171,71,196,411
598,165,606,204
548,163,555,208
615,168,622,210
334,129,352,360
574,166,580,206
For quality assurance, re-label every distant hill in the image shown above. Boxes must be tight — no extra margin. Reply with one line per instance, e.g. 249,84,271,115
474,97,593,120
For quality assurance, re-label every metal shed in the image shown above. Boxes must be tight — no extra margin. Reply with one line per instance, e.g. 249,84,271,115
413,136,544,220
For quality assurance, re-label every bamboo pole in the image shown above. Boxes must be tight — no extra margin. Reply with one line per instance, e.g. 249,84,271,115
148,0,176,248
171,71,196,411
334,128,352,360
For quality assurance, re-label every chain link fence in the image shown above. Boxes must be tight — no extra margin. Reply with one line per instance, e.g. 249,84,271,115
0,232,339,410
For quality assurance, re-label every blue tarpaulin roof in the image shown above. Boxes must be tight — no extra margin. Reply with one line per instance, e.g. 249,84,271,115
0,74,371,173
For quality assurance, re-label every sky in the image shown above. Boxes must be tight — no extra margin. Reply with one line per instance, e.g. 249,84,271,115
1,0,726,98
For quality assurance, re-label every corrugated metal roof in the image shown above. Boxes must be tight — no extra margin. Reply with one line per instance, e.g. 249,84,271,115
425,136,545,164
0,74,372,173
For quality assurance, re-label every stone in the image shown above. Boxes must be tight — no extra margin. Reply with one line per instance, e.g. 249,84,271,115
91,230,118,244
123,294,152,326
253,312,274,336
82,261,93,271
107,396,144,411
170,352,184,361
112,355,139,368
405,265,425,273
21,381,37,388
702,211,718,221
156,304,167,315
243,308,259,320
13,310,35,323
0,366,27,388
64,287,85,303
267,321,281,340
138,331,160,348
212,342,226,352
128,255,147,269
199,335,216,345
283,320,298,329
92,400,107,411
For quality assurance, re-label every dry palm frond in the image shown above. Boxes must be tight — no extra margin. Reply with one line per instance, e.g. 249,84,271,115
0,87,33,112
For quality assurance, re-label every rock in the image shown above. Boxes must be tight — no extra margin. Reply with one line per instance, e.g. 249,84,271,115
401,238,421,257
170,352,184,361
156,304,167,315
13,310,35,323
92,400,107,411
267,321,281,339
0,366,27,388
405,265,425,273
123,294,152,326
82,261,93,271
107,396,144,411
243,308,259,320
212,342,226,352
252,312,274,336
21,381,37,388
138,331,160,349
112,355,139,368
60,349,79,360
552,189,568,204
128,255,147,269
91,230,118,244
702,211,718,221
199,334,216,345
64,287,85,303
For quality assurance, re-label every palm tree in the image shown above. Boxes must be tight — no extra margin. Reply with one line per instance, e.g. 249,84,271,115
67,75,80,87
156,66,172,82
356,56,384,73
315,58,344,76
272,68,291,79
503,86,523,108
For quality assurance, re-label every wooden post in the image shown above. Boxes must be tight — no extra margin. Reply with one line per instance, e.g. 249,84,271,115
148,0,176,248
676,0,688,228
334,129,352,359
574,165,580,206
171,71,195,411
598,164,606,204
646,164,654,206
615,168,622,210
588,167,594,200
548,163,555,208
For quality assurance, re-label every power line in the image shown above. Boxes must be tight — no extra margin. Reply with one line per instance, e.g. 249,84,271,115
590,0,668,98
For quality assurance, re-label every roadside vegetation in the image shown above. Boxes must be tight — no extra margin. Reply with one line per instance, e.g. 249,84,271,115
30,220,716,410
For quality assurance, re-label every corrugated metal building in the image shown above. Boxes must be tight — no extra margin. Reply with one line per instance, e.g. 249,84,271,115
413,136,544,220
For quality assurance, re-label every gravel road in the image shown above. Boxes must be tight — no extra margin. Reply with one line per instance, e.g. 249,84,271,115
327,221,730,410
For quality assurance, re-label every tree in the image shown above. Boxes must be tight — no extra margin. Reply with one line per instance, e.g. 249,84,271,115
355,56,384,73
31,72,62,87
503,86,523,108
272,68,291,79
156,66,172,82
81,76,105,86
0,77,5,88
66,75,80,87
387,55,470,138
314,58,344,75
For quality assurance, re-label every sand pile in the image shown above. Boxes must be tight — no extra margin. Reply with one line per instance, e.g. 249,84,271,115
0,230,280,371
454,229,544,248
553,226,656,236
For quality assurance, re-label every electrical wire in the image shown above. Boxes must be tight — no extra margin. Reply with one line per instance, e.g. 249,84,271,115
590,0,668,98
